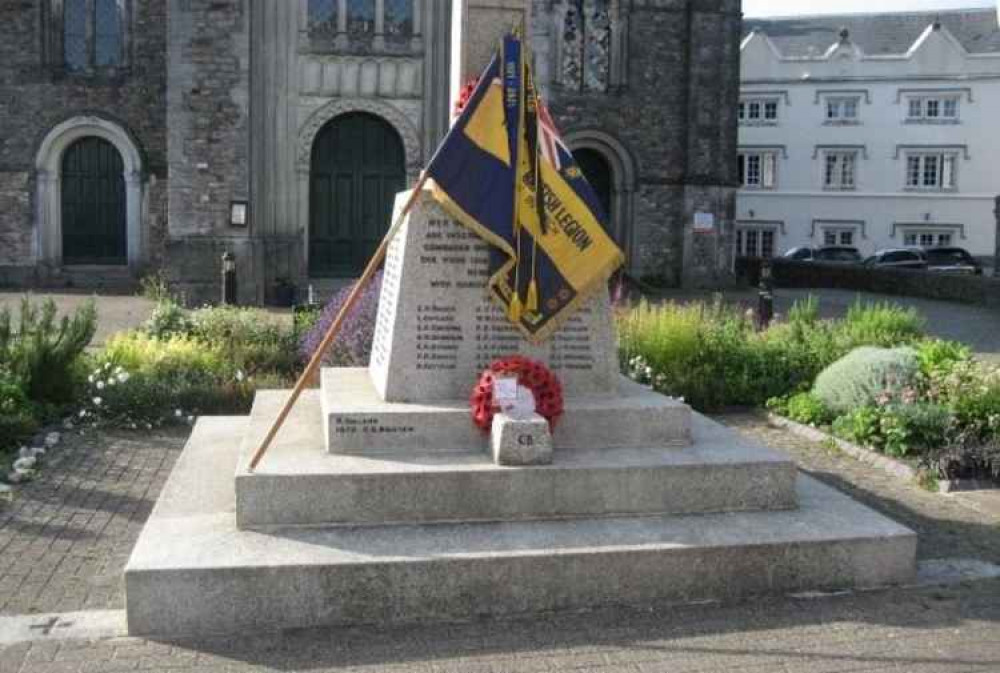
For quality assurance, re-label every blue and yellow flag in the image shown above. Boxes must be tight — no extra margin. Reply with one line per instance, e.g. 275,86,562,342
426,33,624,343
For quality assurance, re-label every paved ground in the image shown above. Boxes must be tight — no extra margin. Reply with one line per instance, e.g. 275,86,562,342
0,413,997,672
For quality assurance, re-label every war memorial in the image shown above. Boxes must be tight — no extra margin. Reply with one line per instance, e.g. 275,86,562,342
122,32,916,637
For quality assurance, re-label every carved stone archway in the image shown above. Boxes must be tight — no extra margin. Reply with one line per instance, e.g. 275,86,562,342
564,128,638,272
296,99,423,276
297,98,423,181
34,115,145,268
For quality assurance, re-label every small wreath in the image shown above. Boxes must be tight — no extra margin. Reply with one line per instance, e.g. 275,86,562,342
470,355,564,432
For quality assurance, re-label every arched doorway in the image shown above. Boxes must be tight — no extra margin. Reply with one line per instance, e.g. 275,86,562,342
60,137,127,265
309,112,406,277
572,147,613,227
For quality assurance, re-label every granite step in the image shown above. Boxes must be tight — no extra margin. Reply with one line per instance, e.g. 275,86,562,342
238,390,795,528
320,368,692,453
125,416,917,637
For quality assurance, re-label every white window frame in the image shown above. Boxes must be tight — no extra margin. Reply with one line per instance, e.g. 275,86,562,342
738,151,778,189
905,152,958,191
825,96,860,123
736,226,777,259
823,151,857,191
821,227,857,247
902,230,955,248
905,95,961,122
738,96,780,125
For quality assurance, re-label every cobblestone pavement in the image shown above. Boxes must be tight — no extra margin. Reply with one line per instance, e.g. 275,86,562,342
0,429,188,615
0,416,998,672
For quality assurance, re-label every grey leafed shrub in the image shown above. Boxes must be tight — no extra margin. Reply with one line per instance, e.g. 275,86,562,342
300,272,383,368
812,346,919,415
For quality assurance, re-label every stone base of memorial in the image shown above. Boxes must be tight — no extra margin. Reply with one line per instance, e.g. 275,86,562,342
123,189,917,637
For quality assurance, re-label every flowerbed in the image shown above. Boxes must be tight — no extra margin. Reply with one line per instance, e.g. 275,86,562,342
767,340,1000,484
617,295,924,410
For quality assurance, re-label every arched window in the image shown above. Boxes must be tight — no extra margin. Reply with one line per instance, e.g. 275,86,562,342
558,0,616,92
60,0,127,71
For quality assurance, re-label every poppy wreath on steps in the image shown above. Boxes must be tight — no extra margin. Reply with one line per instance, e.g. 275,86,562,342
470,355,564,432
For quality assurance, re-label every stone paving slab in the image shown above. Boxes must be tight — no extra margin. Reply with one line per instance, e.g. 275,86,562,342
0,411,998,672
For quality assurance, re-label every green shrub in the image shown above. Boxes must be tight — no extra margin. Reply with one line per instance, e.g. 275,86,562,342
877,403,953,458
915,339,971,378
836,300,924,350
84,332,256,427
188,305,300,379
0,372,39,453
812,346,919,415
832,406,883,448
144,300,193,340
784,392,834,426
0,298,96,406
617,296,926,411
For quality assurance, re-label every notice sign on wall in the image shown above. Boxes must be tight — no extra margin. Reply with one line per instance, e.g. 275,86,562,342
693,212,715,234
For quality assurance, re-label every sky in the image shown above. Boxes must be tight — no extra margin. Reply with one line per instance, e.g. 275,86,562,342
743,0,996,18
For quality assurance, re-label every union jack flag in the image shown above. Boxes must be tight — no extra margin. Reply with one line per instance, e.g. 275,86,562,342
536,100,572,172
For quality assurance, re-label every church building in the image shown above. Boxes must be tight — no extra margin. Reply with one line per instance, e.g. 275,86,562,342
0,0,742,303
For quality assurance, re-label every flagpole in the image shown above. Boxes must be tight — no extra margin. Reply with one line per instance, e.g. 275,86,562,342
247,172,429,472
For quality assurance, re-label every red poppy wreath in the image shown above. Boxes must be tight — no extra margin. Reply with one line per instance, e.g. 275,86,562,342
470,356,564,432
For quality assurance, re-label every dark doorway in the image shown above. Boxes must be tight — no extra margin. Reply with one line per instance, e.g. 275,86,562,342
61,137,126,265
572,147,615,240
309,112,406,277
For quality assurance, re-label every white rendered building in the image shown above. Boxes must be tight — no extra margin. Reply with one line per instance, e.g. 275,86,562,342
736,7,1000,263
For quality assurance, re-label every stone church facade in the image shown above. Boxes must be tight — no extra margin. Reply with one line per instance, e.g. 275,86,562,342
0,0,741,304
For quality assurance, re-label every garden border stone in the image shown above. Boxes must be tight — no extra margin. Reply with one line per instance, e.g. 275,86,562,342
767,413,998,494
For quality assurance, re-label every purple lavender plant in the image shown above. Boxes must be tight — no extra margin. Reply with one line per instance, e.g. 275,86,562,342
299,272,383,367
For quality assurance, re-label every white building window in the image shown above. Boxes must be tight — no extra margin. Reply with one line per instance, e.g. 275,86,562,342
823,151,857,190
906,95,961,122
738,97,780,125
738,151,777,189
736,227,776,259
905,152,958,191
822,227,856,247
902,230,954,248
825,97,859,123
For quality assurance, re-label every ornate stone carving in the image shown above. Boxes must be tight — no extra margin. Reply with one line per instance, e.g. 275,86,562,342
297,98,422,180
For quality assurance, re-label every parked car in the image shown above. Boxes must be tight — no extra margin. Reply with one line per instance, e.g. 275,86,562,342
781,246,862,264
814,246,863,264
921,247,983,275
862,248,927,270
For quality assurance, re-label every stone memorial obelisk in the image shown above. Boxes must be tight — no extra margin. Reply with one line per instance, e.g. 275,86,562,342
320,186,691,454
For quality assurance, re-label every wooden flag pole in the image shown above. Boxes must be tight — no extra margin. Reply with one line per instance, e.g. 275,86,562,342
247,173,429,472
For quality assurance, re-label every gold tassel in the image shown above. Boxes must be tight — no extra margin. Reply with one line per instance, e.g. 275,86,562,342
526,279,539,312
508,292,523,323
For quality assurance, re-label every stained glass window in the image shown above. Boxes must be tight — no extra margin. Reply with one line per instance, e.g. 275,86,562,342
95,0,123,67
347,0,375,34
385,0,413,37
64,0,88,71
308,0,337,32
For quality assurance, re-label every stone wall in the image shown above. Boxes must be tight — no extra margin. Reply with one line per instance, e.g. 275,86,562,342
529,0,741,287
163,0,253,303
0,0,168,275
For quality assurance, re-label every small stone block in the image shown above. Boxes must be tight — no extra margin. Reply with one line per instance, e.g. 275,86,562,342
491,412,553,466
